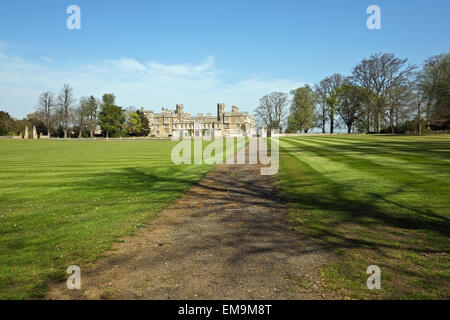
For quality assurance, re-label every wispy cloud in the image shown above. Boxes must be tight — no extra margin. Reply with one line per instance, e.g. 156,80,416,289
0,46,304,118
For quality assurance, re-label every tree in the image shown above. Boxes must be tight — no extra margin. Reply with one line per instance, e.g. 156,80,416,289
328,74,345,134
326,89,339,134
314,80,331,133
74,97,90,138
98,94,124,138
26,112,46,135
57,84,75,138
13,118,30,136
417,52,450,129
386,85,415,133
0,111,15,135
124,110,142,136
37,91,55,135
137,109,150,136
102,93,116,106
410,82,427,134
254,92,289,132
432,53,450,128
287,85,315,133
315,74,344,134
85,96,100,138
337,84,369,134
352,53,415,133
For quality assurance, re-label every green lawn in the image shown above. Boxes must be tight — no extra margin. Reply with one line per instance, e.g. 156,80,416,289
0,139,215,299
277,134,450,299
2,136,449,300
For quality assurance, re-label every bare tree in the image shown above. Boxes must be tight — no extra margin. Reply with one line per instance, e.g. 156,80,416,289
57,84,75,138
315,74,344,134
85,96,100,138
37,91,55,135
417,53,450,130
327,74,345,133
254,92,289,132
314,80,331,133
74,97,89,138
386,84,415,133
352,53,415,133
408,81,427,134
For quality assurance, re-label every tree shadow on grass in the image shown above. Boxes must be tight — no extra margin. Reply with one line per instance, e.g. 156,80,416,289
277,149,450,255
74,159,449,255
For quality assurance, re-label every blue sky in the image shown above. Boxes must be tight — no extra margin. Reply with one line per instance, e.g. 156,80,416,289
0,0,449,118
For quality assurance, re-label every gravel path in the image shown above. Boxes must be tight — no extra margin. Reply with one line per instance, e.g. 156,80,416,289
48,159,331,299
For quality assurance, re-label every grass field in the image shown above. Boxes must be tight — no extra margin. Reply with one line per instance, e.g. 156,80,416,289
277,135,450,299
0,140,215,299
1,135,449,300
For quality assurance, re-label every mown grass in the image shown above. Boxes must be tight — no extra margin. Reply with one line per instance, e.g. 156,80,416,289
277,134,450,299
0,139,219,299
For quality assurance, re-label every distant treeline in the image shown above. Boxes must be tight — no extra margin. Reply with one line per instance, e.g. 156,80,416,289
2,51,449,137
254,51,450,134
0,89,149,138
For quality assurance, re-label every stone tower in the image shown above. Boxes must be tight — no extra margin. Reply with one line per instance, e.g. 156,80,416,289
176,104,184,116
217,103,225,121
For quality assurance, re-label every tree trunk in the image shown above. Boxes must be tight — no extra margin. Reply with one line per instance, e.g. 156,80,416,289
390,108,395,133
347,125,352,134
63,129,68,138
330,109,334,134
426,100,432,131
90,130,94,138
322,119,326,133
417,104,422,135
376,112,381,133
367,110,371,133
395,107,399,130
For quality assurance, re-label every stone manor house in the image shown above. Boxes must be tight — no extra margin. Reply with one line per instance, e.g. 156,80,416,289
141,104,256,138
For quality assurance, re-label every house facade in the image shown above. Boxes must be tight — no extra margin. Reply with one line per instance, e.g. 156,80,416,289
141,103,256,138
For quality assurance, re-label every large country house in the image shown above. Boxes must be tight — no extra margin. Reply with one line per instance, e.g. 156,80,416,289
141,103,256,138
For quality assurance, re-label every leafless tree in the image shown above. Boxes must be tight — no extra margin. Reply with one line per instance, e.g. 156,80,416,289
314,80,330,133
85,96,100,138
386,84,415,133
254,92,289,132
74,97,89,138
314,74,344,134
37,91,55,135
57,84,75,138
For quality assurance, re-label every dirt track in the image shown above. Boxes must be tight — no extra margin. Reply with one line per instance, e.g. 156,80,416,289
48,160,330,299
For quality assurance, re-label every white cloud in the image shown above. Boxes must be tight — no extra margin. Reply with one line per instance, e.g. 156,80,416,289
146,56,215,77
108,58,146,72
0,47,304,118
